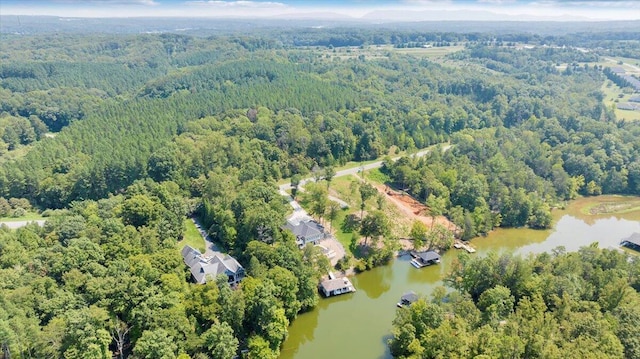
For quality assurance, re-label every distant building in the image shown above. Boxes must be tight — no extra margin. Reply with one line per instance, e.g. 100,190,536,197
284,218,326,248
617,103,640,111
181,245,244,285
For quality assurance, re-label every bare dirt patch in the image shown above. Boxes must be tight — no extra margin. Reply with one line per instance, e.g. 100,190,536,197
372,183,458,234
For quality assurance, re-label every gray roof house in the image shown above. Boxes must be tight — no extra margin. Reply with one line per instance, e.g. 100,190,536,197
181,245,245,285
284,219,326,248
319,277,355,297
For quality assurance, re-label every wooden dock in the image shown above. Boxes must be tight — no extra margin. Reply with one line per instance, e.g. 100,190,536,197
454,241,476,253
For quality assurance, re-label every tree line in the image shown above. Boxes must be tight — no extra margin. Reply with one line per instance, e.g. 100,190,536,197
389,246,640,358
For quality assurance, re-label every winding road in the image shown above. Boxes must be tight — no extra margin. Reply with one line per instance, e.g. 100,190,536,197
278,145,450,193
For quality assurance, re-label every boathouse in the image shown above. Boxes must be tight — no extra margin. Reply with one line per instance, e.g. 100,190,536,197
319,276,355,297
621,233,640,251
410,250,441,268
397,291,419,308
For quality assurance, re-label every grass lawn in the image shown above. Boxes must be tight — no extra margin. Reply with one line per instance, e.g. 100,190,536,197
392,45,465,59
579,196,640,216
177,218,206,253
363,168,390,184
330,208,356,253
601,80,640,122
0,211,45,222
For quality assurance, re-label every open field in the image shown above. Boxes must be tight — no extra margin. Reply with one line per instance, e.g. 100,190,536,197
0,211,45,222
176,218,206,253
390,45,465,58
601,80,640,121
580,195,640,216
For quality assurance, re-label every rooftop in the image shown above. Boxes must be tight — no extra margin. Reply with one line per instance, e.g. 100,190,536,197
622,233,640,247
412,250,441,262
320,277,353,293
181,245,243,284
284,219,324,239
401,291,419,304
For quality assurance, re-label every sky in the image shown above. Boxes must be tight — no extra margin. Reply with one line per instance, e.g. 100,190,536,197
1,0,639,21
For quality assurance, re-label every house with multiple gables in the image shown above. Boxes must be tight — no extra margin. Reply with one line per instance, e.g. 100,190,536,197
283,218,326,248
181,245,245,285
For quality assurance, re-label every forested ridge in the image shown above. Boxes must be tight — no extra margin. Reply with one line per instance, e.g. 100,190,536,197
1,25,640,358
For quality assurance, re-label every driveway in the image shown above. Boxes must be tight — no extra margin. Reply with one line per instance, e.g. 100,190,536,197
190,217,222,257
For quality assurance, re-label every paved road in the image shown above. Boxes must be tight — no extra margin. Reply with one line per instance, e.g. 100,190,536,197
279,145,450,192
0,220,46,229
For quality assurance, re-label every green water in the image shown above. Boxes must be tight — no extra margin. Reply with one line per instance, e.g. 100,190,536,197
280,196,640,359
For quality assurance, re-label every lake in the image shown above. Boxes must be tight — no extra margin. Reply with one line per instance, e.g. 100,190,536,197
280,196,640,359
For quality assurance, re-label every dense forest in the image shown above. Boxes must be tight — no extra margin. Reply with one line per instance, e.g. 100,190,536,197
1,21,640,358
389,246,640,359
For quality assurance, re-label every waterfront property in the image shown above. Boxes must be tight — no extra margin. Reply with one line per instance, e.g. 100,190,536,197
410,250,441,268
621,232,640,251
397,291,419,308
181,245,245,285
284,218,326,248
319,275,356,297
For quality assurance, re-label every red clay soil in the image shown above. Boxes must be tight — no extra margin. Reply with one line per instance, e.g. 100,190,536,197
372,183,458,233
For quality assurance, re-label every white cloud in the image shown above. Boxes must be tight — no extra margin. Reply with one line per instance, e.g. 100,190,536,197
185,1,288,8
53,0,159,4
477,0,517,4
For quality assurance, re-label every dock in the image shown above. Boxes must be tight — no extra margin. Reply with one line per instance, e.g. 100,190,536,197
409,250,441,268
454,241,476,253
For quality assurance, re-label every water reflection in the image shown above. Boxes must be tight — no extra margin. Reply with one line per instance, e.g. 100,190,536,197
355,263,393,299
281,196,640,359
516,216,639,255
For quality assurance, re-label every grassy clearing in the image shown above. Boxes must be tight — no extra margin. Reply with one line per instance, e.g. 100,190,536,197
328,174,361,208
363,168,390,184
392,45,465,59
330,209,356,253
177,218,206,253
601,80,640,122
0,211,45,222
581,196,640,216
0,145,33,165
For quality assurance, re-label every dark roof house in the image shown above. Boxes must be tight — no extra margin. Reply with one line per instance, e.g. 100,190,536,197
397,291,419,308
284,219,325,248
410,250,441,268
181,245,244,285
621,233,640,251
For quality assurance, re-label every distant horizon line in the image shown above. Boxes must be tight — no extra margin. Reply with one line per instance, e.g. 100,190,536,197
2,14,639,23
